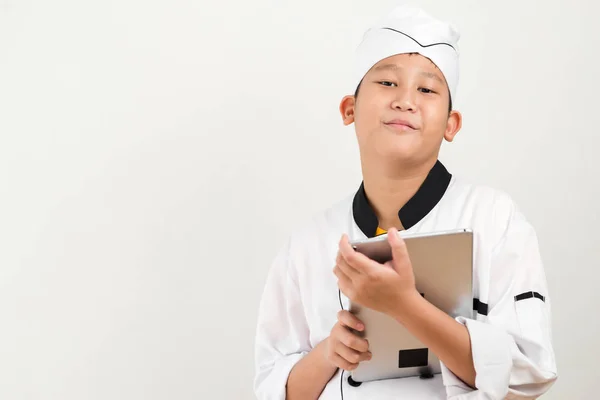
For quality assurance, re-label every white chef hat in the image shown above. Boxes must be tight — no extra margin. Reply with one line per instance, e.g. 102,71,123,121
353,5,461,102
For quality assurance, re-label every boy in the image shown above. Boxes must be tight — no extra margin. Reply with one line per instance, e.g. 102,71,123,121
254,5,557,399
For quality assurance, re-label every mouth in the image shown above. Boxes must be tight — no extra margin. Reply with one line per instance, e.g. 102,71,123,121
384,119,417,131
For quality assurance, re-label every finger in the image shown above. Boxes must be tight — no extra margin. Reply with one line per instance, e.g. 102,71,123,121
336,272,355,300
336,251,361,280
335,340,372,365
337,324,370,353
334,265,355,296
338,234,376,274
330,352,359,371
388,227,411,269
333,264,351,284
337,310,365,332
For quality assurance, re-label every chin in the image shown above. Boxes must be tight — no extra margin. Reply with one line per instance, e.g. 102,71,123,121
376,140,421,162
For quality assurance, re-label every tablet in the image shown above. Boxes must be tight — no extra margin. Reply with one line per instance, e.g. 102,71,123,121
348,228,474,384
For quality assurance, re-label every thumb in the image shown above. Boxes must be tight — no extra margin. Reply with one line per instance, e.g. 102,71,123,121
387,228,410,271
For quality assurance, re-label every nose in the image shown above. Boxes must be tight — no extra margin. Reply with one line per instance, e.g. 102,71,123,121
391,88,416,112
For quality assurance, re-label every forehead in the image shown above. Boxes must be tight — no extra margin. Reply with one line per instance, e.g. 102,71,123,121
367,53,445,82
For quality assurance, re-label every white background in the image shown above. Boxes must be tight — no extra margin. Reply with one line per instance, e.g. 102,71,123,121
1,0,598,398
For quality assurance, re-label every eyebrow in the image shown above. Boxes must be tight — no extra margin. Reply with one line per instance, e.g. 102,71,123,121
373,63,445,84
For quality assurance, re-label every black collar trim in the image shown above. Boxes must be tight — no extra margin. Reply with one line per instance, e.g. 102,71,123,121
352,160,452,238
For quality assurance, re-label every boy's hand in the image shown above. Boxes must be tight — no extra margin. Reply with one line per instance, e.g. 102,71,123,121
333,227,420,319
323,310,371,371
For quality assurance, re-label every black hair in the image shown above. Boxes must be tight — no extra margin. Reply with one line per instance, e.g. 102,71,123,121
353,80,453,114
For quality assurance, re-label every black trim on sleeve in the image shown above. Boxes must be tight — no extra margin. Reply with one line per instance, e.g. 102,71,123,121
473,298,488,316
515,291,546,302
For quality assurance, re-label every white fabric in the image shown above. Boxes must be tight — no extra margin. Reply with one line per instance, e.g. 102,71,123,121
254,176,557,399
353,5,460,101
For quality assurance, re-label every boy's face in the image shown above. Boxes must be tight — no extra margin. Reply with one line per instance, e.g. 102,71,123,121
340,53,461,167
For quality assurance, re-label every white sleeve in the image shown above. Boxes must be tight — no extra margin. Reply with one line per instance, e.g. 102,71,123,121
441,205,557,400
253,237,312,400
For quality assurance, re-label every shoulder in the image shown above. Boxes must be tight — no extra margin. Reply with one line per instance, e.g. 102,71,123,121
286,193,354,249
450,176,521,216
269,193,353,261
447,177,535,243
448,177,516,211
265,193,354,282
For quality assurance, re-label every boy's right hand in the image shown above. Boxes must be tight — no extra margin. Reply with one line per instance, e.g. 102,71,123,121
324,310,372,371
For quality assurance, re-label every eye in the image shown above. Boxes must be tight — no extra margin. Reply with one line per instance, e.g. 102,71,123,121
378,81,397,87
418,87,436,94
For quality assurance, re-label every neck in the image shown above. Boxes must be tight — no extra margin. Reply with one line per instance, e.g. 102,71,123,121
361,158,437,231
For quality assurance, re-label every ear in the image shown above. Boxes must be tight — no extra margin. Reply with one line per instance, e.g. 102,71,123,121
444,110,462,142
339,95,356,126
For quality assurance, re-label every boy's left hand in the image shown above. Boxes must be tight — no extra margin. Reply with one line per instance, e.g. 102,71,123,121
334,227,419,318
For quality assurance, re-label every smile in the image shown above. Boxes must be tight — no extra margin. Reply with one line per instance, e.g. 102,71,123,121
384,122,417,132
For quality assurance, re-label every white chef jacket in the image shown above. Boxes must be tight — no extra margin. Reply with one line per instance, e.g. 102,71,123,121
254,161,557,400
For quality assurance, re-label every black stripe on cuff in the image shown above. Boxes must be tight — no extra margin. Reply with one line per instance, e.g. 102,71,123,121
515,291,546,302
473,298,488,316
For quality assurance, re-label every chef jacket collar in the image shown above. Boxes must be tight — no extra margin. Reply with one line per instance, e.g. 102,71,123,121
352,160,452,238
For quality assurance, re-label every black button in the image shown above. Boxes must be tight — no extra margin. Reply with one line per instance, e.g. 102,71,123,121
347,375,362,387
419,371,434,379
